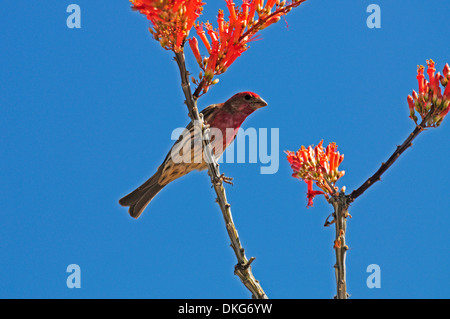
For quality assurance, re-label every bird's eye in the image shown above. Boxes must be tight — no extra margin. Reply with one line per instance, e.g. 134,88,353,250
244,94,252,100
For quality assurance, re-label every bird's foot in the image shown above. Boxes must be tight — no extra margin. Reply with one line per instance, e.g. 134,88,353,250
219,173,234,186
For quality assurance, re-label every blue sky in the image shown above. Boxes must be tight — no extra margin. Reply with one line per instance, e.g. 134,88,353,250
0,1,449,298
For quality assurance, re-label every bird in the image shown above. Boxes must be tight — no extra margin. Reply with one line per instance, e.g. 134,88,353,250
119,92,268,219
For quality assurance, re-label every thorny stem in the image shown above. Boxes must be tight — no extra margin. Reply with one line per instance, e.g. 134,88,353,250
174,51,267,299
327,113,434,299
329,193,350,299
348,114,432,203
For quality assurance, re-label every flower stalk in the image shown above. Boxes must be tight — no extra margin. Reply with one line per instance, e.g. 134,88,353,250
349,59,450,202
130,0,308,299
174,51,267,299
287,59,449,299
287,141,350,298
329,193,350,299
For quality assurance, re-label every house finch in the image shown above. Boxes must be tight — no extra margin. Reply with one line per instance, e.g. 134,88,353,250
119,92,268,218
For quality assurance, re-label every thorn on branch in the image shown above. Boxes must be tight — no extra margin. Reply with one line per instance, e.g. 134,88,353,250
334,239,342,249
246,257,256,269
174,51,266,299
236,257,256,272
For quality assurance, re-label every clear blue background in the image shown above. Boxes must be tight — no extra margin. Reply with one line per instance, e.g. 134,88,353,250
1,0,449,299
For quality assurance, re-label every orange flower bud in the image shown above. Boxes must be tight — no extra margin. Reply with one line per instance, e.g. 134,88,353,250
265,0,277,10
205,41,219,78
217,9,225,36
407,95,415,114
226,0,237,22
195,23,211,53
189,37,202,64
261,15,281,29
443,64,450,82
417,65,425,94
444,81,450,99
242,0,250,23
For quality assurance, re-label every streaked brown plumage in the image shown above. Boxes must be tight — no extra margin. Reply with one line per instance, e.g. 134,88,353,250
119,92,268,218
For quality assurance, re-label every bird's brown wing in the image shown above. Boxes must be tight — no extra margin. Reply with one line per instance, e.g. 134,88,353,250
118,104,220,218
157,105,221,185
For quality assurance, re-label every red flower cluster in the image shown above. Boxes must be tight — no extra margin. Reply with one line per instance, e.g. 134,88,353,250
286,141,345,207
189,0,307,93
130,0,204,52
407,59,450,127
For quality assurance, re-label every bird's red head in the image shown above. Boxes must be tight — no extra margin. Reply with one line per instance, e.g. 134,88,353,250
224,92,268,114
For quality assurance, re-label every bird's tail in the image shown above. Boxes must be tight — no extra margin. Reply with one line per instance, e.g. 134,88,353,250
119,167,165,219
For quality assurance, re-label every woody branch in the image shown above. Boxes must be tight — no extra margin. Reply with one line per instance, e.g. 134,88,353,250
347,113,432,203
174,51,267,299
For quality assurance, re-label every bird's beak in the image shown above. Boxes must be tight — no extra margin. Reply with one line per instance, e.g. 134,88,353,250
255,97,268,108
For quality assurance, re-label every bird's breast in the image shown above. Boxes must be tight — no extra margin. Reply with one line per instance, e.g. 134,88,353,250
209,111,249,151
